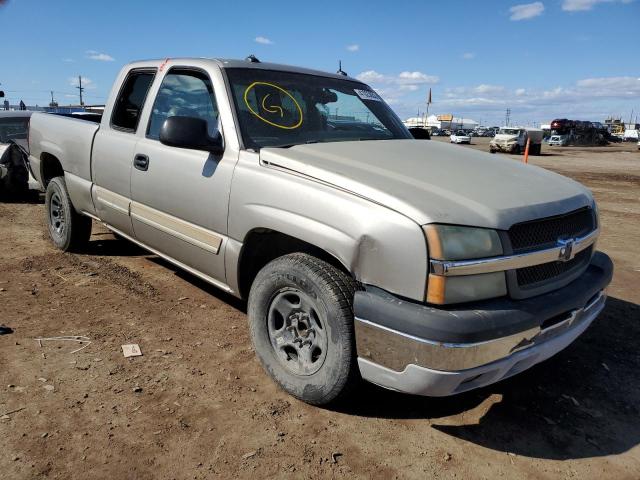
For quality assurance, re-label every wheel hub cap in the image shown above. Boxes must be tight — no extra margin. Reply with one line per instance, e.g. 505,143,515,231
49,192,65,236
267,289,328,376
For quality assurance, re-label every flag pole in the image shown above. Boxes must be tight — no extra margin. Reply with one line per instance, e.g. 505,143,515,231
426,88,432,128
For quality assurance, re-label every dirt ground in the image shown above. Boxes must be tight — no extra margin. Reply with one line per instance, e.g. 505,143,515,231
1,138,639,479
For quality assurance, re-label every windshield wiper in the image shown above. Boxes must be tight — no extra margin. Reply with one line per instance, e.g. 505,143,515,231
268,139,321,149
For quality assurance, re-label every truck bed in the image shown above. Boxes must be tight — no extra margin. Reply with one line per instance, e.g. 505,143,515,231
28,112,100,186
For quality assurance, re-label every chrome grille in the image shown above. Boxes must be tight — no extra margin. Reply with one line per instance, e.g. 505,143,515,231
516,246,593,287
509,207,595,253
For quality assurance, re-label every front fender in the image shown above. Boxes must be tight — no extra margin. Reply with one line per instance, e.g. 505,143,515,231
227,152,429,301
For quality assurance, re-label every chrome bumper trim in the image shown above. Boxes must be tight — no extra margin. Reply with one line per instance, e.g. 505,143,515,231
430,228,599,277
355,290,606,372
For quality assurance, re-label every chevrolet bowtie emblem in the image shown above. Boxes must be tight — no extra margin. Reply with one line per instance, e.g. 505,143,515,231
557,238,576,262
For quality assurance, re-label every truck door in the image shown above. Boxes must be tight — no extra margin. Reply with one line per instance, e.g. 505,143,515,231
130,67,235,284
92,69,156,236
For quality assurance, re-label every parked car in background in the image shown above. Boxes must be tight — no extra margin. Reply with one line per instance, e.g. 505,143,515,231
450,130,471,144
28,57,612,405
548,134,570,146
473,127,490,137
623,129,639,142
490,127,543,154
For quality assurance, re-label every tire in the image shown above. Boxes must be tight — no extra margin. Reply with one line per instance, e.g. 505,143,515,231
45,177,92,252
513,144,521,154
248,253,359,405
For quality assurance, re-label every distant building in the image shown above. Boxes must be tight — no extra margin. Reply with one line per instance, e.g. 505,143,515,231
404,114,479,131
2,103,104,114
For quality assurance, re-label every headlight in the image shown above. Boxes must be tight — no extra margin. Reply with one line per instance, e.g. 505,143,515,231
423,225,506,304
424,224,502,260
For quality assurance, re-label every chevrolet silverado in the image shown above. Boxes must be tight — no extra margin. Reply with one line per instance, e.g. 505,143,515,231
28,57,612,405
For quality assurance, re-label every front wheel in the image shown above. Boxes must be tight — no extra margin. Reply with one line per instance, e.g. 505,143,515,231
45,177,92,252
247,253,359,405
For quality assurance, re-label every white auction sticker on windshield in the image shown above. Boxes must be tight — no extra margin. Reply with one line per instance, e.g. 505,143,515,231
354,89,381,101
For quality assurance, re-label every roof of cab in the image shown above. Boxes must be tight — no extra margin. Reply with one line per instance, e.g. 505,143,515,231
124,57,362,83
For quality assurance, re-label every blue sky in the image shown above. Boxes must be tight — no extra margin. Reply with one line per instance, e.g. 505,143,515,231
1,0,638,125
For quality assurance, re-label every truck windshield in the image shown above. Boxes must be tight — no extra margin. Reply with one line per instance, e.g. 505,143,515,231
499,128,520,135
224,68,411,149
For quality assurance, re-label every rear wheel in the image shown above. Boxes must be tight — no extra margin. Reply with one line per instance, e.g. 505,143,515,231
45,177,92,252
247,253,359,405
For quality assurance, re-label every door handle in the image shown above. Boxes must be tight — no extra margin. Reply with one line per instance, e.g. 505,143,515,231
133,154,149,171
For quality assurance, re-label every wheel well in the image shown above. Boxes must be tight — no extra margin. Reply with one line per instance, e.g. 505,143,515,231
237,229,352,299
40,152,64,188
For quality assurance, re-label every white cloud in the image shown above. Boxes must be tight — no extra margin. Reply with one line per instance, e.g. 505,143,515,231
398,71,440,84
462,52,475,60
356,70,386,83
346,44,360,52
62,58,74,63
575,76,640,95
562,0,633,11
255,36,274,45
474,84,505,94
357,70,439,86
356,70,439,107
414,75,640,124
509,1,545,20
86,50,114,61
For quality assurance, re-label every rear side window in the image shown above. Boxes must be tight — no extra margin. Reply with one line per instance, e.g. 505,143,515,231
0,117,30,142
111,70,155,132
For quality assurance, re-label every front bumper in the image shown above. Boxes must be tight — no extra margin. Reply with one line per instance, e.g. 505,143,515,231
354,252,613,396
490,143,517,152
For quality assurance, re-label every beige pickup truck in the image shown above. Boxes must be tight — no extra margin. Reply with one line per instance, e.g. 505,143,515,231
28,57,612,405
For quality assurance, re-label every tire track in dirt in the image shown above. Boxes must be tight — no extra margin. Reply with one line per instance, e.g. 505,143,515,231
20,252,158,298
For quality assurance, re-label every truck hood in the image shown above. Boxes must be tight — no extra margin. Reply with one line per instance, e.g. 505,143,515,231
259,139,593,230
492,134,518,143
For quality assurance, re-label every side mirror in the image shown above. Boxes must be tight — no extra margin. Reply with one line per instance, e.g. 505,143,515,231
159,116,224,155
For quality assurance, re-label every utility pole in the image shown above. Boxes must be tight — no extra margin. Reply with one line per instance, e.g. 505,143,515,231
76,75,84,106
505,108,511,127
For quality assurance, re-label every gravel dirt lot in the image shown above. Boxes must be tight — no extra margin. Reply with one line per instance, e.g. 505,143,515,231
1,138,639,479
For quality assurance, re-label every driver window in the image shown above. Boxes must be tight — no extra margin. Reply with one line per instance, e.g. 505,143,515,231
147,69,219,140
